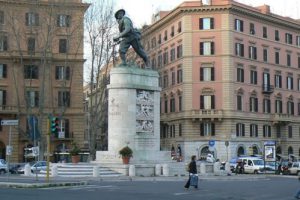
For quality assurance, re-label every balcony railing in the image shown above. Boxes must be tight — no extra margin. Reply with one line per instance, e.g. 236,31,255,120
191,109,223,121
271,113,292,125
262,84,274,94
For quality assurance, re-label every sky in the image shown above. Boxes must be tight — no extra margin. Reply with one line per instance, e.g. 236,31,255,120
114,0,300,28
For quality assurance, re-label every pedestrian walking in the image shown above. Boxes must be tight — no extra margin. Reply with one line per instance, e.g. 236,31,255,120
295,175,300,199
184,155,198,189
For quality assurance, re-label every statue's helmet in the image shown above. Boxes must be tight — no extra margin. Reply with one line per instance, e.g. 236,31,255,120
114,9,125,19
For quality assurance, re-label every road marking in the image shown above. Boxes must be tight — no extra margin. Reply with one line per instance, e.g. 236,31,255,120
174,192,189,196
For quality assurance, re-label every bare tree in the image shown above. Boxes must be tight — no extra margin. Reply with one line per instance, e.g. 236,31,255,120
84,0,116,160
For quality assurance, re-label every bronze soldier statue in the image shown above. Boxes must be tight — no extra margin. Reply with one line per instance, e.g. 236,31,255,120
113,9,150,69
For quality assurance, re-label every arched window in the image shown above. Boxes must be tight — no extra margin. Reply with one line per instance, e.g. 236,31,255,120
200,146,210,160
252,145,259,155
288,146,293,155
237,146,245,156
276,146,282,154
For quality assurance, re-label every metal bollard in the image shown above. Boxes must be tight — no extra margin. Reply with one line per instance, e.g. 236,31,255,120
51,165,57,177
162,164,169,176
200,162,206,174
24,164,31,176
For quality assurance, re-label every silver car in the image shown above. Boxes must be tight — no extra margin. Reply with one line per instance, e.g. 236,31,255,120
0,159,8,174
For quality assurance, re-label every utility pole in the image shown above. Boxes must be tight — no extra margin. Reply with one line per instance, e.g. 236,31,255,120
46,116,50,182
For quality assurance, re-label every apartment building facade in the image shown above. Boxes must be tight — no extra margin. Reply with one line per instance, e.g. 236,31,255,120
142,0,300,161
0,0,89,162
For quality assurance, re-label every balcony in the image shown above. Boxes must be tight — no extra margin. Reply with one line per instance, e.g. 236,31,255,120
191,109,223,121
262,84,274,94
0,105,19,114
271,113,292,126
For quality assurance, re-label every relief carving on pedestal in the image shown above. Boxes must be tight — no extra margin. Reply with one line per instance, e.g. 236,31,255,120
136,90,154,133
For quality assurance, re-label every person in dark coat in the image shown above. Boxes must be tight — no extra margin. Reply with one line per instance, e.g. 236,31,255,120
184,155,198,189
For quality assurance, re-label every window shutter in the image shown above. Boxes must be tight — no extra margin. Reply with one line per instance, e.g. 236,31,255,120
55,66,59,79
254,47,257,59
250,98,252,111
200,42,203,55
211,42,214,54
200,95,204,109
241,44,244,57
199,18,203,29
240,21,244,32
66,67,70,80
200,123,204,136
242,124,245,136
66,15,71,27
211,68,214,81
255,98,258,112
234,19,237,30
211,95,215,109
3,36,7,50
2,90,6,105
210,18,214,29
250,125,253,137
200,68,203,81
211,123,215,136
235,43,238,55
35,91,39,107
56,15,60,26
65,119,70,138
3,64,6,78
292,102,294,115
25,13,29,26
236,124,239,136
35,13,39,25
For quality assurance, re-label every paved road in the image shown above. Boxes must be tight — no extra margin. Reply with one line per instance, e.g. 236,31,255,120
0,176,299,200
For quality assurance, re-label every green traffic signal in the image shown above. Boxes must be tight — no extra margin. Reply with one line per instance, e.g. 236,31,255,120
50,116,59,134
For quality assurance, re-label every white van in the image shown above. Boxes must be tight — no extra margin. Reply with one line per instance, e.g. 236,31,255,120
240,157,264,174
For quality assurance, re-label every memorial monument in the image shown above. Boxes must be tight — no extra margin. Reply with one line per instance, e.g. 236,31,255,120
95,9,170,176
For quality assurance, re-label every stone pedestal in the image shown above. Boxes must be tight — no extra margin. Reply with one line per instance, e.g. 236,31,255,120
96,66,170,170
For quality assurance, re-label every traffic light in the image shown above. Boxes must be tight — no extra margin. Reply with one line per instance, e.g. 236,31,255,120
50,116,59,134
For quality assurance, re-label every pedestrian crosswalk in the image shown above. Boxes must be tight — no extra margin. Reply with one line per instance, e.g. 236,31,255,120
39,184,119,191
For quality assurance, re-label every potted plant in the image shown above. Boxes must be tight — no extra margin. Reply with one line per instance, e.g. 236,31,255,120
119,146,133,164
69,142,81,163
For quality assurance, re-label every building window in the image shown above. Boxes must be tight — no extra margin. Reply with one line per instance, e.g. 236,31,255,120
163,74,168,88
164,99,168,113
200,67,214,81
235,43,244,57
200,42,214,55
263,98,271,113
236,123,245,137
248,46,257,60
298,103,300,115
178,124,182,137
275,30,280,41
249,23,255,35
179,96,182,111
199,18,214,30
164,30,168,41
57,14,71,27
170,97,175,112
177,68,182,83
170,48,175,62
58,91,70,107
200,95,215,109
151,37,156,48
275,99,282,113
237,68,244,82
25,12,39,26
287,76,293,90
157,53,162,68
234,19,243,32
275,52,280,64
250,70,257,85
56,118,69,139
24,65,38,79
158,34,161,44
249,97,258,112
177,44,182,58
0,11,4,25
263,72,271,91
298,78,300,91
0,35,8,51
237,95,242,111
287,101,294,115
296,36,300,46
200,122,215,136
274,74,282,88
263,125,271,137
288,126,293,138
263,26,268,38
287,54,291,67
55,66,70,80
0,64,7,78
163,51,168,65
26,90,39,107
250,124,258,137
0,90,6,108
151,57,156,69
263,49,268,62
298,56,300,68
59,39,68,53
170,26,175,37
178,21,182,33
27,38,35,53
285,33,293,45
171,71,175,85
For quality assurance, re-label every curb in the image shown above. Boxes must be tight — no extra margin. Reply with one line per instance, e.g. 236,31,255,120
0,181,87,188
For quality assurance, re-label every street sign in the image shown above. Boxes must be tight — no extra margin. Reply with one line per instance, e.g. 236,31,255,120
6,145,12,155
208,140,215,151
1,120,19,126
32,146,39,156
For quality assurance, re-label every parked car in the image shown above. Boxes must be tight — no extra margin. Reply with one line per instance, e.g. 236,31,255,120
17,161,47,174
287,162,300,175
240,157,265,174
0,159,8,174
